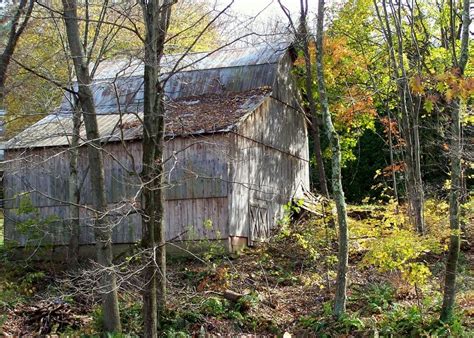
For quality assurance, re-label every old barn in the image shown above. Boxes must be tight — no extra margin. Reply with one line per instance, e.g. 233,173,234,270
3,43,310,255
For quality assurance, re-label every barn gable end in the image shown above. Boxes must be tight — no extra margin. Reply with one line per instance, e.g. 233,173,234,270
227,52,309,244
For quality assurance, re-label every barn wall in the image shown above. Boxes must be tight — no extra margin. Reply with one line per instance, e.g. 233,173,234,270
228,67,310,240
3,134,231,246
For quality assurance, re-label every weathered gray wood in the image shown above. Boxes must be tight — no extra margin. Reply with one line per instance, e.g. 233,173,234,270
228,86,310,240
4,134,232,245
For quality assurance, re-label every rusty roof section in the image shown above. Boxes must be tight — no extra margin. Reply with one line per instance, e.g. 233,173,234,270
6,88,272,149
165,87,271,135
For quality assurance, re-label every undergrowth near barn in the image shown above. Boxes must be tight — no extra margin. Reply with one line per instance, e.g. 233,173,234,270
0,199,472,336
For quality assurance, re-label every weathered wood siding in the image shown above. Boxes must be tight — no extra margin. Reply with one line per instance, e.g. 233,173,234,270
4,134,231,246
228,53,310,240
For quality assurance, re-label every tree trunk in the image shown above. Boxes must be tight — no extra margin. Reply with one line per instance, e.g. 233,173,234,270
298,7,329,197
441,98,462,322
375,0,425,234
440,0,470,322
315,0,349,318
62,0,121,333
67,101,81,264
140,1,173,335
310,116,329,197
387,110,399,204
389,0,425,234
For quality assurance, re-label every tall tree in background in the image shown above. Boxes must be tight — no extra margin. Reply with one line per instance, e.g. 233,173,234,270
298,0,329,197
0,0,34,116
374,0,425,234
140,0,173,335
441,0,471,322
278,0,328,197
316,0,349,317
61,0,121,332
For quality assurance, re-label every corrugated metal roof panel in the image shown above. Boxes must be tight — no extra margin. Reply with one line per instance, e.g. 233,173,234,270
57,44,287,115
93,42,289,79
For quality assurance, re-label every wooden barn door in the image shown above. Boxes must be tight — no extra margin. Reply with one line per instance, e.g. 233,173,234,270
248,204,269,246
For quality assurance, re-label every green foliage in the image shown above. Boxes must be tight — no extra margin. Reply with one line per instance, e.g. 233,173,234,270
0,314,7,331
159,290,262,335
201,297,227,316
0,261,47,309
235,292,260,312
277,199,303,232
201,240,226,263
352,283,396,314
429,311,469,337
268,266,300,286
337,313,366,333
159,308,203,336
348,201,445,285
299,296,470,336
185,219,226,263
91,306,105,334
299,312,365,335
362,228,436,285
277,200,333,263
11,195,60,251
379,304,423,335
91,300,143,335
120,302,143,335
341,125,389,202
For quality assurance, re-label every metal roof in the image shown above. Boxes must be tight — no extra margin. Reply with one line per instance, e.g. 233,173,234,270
6,88,271,149
92,42,290,80
53,43,289,116
6,43,290,149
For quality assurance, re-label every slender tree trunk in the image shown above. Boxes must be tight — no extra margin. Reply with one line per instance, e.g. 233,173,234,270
440,0,470,322
411,107,425,233
387,109,399,204
68,102,81,264
310,117,329,197
389,0,425,234
401,99,425,234
315,0,349,317
375,0,425,234
441,99,462,322
62,0,121,332
140,1,173,335
278,0,328,196
298,6,328,197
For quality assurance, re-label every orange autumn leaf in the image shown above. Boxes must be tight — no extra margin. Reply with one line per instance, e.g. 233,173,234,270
382,162,406,176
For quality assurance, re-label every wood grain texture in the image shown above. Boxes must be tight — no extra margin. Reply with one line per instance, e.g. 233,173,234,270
4,134,231,245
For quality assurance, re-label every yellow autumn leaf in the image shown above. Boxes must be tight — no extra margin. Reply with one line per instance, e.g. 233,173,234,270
410,75,424,95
